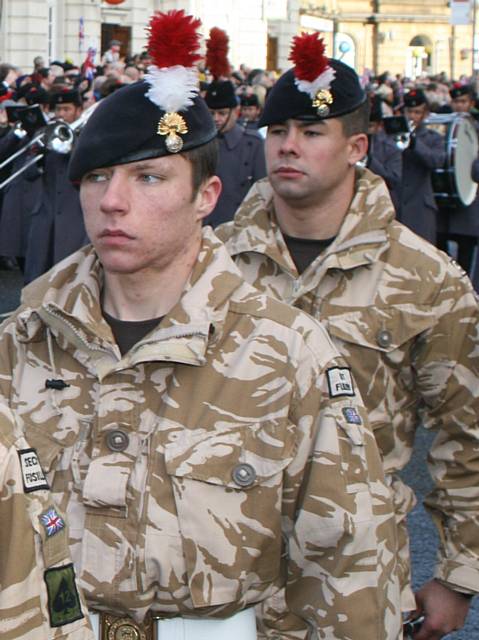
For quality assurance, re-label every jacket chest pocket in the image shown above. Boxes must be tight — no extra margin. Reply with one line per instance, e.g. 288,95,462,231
163,423,295,607
322,303,437,448
323,303,437,379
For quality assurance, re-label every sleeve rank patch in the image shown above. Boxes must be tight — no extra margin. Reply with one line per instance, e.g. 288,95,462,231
326,367,355,398
18,448,49,493
44,563,84,627
342,407,362,425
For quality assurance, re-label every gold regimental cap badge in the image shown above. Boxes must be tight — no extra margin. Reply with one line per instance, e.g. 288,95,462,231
312,89,333,117
157,112,188,153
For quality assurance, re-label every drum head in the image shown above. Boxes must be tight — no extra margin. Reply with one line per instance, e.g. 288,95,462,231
454,116,479,206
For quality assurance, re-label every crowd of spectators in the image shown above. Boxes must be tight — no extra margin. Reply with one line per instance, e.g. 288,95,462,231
1,45,479,283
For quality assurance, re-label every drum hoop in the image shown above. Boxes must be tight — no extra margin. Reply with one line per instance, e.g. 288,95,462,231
425,113,478,206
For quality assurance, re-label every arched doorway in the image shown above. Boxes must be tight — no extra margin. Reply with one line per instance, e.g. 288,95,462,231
407,35,433,79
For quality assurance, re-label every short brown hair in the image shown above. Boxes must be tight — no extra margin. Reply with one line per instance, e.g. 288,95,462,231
338,100,370,136
182,138,219,199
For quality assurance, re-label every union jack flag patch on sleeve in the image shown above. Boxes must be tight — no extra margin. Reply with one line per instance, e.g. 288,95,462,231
40,507,65,537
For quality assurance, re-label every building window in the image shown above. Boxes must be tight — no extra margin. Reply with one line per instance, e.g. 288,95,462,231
47,0,57,62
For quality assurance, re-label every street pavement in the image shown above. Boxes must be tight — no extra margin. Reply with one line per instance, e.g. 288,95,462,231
401,427,479,638
0,265,477,638
0,265,23,319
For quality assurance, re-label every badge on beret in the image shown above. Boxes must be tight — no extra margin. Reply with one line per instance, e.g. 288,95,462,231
289,32,336,117
145,10,202,153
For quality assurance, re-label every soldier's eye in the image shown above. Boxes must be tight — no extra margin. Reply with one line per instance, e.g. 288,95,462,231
84,172,107,183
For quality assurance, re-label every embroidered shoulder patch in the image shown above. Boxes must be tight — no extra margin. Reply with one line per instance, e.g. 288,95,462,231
40,507,65,537
44,564,83,627
326,367,355,398
342,407,362,425
18,448,49,493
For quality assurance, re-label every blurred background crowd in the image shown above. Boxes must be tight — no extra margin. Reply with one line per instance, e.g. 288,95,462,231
1,43,479,288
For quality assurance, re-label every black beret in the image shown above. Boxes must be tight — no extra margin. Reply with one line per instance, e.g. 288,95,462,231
49,87,82,107
25,85,49,106
450,84,473,100
258,58,366,127
240,94,260,107
13,82,37,102
69,80,217,182
403,89,427,107
205,80,238,109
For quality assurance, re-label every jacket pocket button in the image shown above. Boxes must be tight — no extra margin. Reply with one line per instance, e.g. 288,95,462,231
232,463,256,488
376,329,392,348
106,430,129,452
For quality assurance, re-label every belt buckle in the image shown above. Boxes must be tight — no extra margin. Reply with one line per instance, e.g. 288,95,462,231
99,612,157,640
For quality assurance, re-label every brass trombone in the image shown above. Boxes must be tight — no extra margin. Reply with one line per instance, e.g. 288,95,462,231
0,102,99,190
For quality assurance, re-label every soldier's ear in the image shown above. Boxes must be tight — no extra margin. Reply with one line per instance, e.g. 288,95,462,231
347,133,368,166
195,175,222,221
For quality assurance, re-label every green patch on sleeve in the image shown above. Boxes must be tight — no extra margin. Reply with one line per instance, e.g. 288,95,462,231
44,563,84,627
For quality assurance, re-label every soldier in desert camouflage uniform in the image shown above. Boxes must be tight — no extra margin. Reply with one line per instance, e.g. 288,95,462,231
0,11,402,640
0,405,93,640
217,33,479,640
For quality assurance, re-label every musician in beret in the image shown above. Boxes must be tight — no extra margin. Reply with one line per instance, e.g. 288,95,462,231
449,83,479,118
204,28,266,227
365,94,402,211
23,86,88,282
239,93,262,129
437,83,479,280
217,32,479,639
397,88,446,244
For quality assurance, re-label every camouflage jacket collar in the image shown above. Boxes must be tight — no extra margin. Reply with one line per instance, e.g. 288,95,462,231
17,228,246,367
225,167,396,275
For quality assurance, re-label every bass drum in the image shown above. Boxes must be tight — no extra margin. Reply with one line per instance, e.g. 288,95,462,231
424,113,478,207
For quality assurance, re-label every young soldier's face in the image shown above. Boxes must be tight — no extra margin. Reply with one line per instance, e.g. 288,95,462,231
405,104,428,127
80,154,219,277
209,106,239,133
55,103,82,124
265,118,364,208
452,95,473,113
241,105,261,121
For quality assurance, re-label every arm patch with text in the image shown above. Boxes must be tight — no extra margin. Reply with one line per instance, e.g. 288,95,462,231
18,448,49,492
326,367,355,398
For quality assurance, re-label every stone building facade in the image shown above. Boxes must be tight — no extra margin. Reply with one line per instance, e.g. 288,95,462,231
300,0,478,80
0,0,477,80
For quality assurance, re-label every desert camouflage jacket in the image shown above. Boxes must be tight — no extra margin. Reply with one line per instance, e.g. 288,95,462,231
217,169,479,604
0,229,401,639
0,405,93,640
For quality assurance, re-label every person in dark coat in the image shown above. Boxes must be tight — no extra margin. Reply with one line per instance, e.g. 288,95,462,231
436,84,479,277
204,80,266,228
366,96,402,211
238,93,262,130
0,102,44,272
397,89,446,244
23,86,89,283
